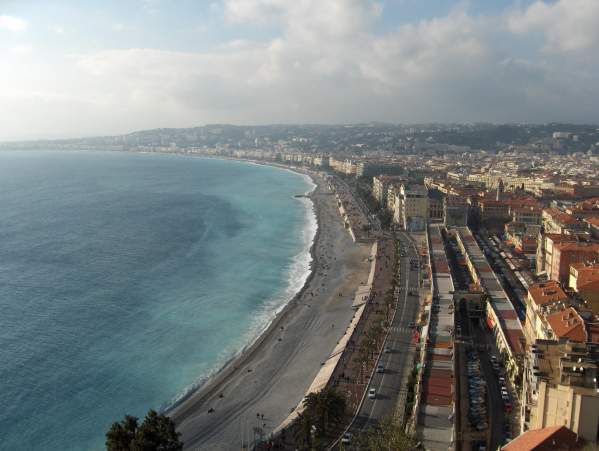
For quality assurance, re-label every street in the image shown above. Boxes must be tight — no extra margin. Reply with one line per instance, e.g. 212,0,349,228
342,231,421,447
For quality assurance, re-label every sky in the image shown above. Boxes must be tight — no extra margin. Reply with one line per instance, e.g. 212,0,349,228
0,0,598,140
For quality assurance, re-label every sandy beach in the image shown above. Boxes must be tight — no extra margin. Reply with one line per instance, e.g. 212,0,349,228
169,169,372,450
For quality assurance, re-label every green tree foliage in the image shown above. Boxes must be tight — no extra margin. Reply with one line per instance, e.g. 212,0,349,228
106,410,182,451
293,411,313,449
302,387,347,438
360,415,416,451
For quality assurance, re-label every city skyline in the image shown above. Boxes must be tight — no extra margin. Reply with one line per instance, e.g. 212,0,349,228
1,0,599,140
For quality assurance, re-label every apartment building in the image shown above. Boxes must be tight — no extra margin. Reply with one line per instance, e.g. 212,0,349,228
443,195,469,227
542,208,585,234
536,233,583,277
372,175,404,206
524,281,570,345
428,188,444,222
393,184,428,232
549,242,599,285
522,340,599,442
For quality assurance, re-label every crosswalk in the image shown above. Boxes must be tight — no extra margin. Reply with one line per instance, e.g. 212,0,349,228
389,326,413,334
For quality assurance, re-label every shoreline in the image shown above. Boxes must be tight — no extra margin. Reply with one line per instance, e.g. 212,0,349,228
165,159,321,414
169,157,372,450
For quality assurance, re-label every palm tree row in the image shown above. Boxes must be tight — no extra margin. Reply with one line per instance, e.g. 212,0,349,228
294,387,347,449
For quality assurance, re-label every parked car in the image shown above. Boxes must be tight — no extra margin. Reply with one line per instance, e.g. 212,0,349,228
341,432,351,444
368,388,376,399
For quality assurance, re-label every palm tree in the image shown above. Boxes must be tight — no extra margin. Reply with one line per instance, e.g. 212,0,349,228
105,409,182,451
106,415,137,451
302,388,347,437
294,412,313,450
360,415,416,451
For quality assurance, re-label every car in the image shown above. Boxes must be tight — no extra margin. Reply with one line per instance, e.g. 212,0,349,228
409,322,416,328
384,345,391,353
341,432,351,444
376,364,384,373
368,388,376,399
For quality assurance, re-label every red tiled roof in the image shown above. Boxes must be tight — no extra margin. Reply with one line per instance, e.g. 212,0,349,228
545,307,587,342
585,216,599,227
502,425,580,451
543,208,580,225
528,281,568,306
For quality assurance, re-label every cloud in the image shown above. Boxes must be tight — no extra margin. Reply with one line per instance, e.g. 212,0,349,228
10,44,32,54
508,0,599,52
0,14,27,31
49,25,65,34
1,0,598,140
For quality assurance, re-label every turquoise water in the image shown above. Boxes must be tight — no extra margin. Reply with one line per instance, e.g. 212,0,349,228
0,151,315,451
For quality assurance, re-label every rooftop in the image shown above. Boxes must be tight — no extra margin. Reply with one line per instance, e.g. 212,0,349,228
528,281,568,306
501,425,580,451
545,307,587,343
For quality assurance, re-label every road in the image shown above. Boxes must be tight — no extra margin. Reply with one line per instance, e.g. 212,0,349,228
334,175,382,234
343,230,421,447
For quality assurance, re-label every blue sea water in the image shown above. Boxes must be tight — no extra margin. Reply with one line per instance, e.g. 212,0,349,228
0,151,316,451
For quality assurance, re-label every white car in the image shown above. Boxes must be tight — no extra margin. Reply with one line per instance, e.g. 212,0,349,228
341,432,351,444
376,363,384,373
368,388,376,399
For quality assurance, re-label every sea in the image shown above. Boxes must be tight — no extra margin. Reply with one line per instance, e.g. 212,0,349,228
0,150,316,451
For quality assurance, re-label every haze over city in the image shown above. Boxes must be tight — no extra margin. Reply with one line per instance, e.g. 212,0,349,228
1,0,599,140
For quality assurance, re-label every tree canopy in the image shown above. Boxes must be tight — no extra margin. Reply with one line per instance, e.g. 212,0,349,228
106,409,183,451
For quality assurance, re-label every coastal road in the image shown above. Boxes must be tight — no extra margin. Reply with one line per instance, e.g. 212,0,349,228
344,231,421,446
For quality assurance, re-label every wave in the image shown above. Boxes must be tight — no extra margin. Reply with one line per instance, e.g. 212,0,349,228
164,168,318,412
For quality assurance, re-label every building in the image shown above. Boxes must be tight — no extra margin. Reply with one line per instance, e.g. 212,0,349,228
428,188,444,222
536,233,584,278
544,308,587,342
357,161,403,178
512,206,542,226
501,425,581,451
569,262,599,314
569,262,599,292
416,224,456,451
479,199,510,223
312,155,329,167
522,340,599,442
372,175,405,206
524,281,570,345
542,209,584,234
549,242,599,285
586,217,599,239
444,195,469,227
386,184,399,214
394,184,428,231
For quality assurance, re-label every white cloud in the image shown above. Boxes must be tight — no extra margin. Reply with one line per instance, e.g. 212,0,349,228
49,25,65,34
0,15,28,31
0,0,598,140
508,0,599,52
10,44,33,55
